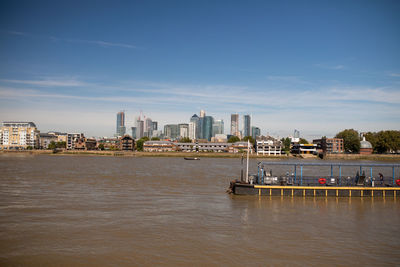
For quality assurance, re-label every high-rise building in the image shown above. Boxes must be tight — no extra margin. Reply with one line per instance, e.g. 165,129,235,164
116,111,126,137
144,117,153,137
136,118,144,139
178,123,189,138
251,126,261,140
212,120,224,136
164,124,179,140
203,116,214,141
190,114,200,140
231,114,239,137
200,110,206,118
152,121,158,131
243,115,251,137
131,127,137,139
0,122,39,149
188,122,196,140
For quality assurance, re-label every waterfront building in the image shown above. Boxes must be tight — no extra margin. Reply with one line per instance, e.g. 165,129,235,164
360,136,373,155
67,133,84,150
203,116,214,141
230,114,239,137
313,138,344,154
120,135,135,151
47,132,68,143
255,138,282,156
212,120,224,137
74,137,97,150
39,133,58,149
116,111,126,137
251,126,261,140
164,124,179,140
143,140,176,152
228,141,254,153
190,114,200,140
176,142,229,153
291,143,317,154
0,122,39,150
243,115,251,137
97,138,120,150
178,123,189,138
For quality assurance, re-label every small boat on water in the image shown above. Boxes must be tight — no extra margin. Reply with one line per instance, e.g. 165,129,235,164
184,157,200,160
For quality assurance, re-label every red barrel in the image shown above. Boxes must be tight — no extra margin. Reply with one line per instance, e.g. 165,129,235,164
318,178,327,185
396,179,400,186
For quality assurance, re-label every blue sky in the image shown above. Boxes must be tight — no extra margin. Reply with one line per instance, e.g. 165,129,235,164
0,0,399,139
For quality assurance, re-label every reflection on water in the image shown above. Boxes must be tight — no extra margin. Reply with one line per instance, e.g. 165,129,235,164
0,155,399,266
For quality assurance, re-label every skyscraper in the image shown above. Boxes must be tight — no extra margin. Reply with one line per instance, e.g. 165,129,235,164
251,126,261,140
203,116,214,141
189,121,196,140
144,117,153,137
164,124,179,140
212,119,224,136
243,115,251,137
116,111,126,137
190,114,200,140
178,123,189,138
136,118,144,139
231,114,239,137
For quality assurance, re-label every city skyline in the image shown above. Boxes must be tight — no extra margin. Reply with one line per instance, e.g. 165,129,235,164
1,1,399,140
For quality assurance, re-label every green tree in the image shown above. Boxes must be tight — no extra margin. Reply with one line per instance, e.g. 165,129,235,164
151,137,160,141
98,144,105,150
48,141,57,150
141,136,150,142
180,137,192,143
281,137,291,153
56,141,66,149
374,130,400,153
335,129,360,153
299,138,309,144
26,146,33,150
228,136,240,143
242,136,255,144
136,139,145,151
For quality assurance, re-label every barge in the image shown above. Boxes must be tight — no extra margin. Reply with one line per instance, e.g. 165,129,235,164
229,161,400,197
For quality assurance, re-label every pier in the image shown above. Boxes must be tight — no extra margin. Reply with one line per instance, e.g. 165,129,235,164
230,161,400,197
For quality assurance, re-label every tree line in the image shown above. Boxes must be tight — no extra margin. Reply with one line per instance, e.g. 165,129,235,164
336,129,400,154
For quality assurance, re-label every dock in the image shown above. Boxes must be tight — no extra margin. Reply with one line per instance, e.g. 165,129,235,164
230,161,400,197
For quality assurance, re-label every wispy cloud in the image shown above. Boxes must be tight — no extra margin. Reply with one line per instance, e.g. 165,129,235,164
314,63,345,70
65,39,136,49
0,78,89,87
4,30,136,49
389,73,400,77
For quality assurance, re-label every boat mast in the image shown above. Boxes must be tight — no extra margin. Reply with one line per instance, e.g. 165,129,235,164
246,140,249,183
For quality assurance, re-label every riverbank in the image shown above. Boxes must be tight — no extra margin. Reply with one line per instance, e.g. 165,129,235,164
1,149,400,161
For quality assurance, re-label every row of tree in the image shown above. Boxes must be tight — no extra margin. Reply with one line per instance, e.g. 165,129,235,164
335,129,400,154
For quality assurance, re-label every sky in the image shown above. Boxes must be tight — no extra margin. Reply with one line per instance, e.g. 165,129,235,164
0,0,399,140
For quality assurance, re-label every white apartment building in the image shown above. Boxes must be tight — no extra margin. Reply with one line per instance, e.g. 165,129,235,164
0,122,39,149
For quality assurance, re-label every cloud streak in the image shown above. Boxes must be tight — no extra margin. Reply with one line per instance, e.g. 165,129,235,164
4,30,136,49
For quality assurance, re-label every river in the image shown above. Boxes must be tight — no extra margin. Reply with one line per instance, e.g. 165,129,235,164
0,154,399,266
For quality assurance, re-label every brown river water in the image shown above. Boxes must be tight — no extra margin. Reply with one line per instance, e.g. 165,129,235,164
0,154,399,266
